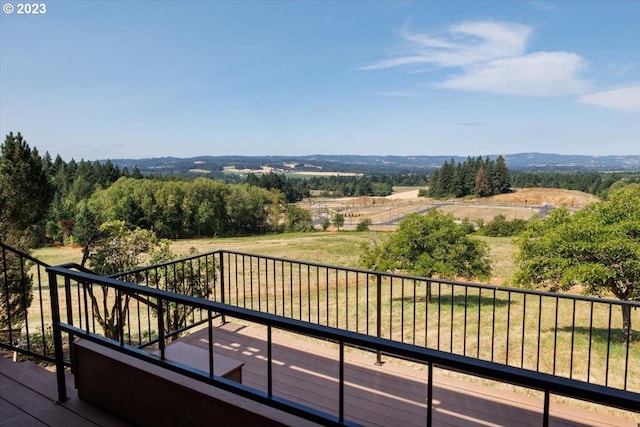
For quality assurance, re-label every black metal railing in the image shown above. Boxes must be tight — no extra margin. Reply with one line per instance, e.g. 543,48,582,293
0,242,55,363
213,250,638,393
109,250,220,347
45,264,640,426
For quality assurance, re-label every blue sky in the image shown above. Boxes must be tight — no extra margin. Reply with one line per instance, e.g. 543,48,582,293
1,1,639,161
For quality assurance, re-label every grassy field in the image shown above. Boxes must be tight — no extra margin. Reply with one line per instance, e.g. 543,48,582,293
172,233,519,286
27,232,577,290
33,245,84,266
170,232,374,268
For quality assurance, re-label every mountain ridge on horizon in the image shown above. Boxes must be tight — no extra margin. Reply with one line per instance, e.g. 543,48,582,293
105,152,640,175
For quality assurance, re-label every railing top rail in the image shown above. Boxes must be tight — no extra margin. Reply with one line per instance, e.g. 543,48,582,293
110,250,220,279
124,248,640,308
45,264,640,413
1,241,50,268
56,262,96,274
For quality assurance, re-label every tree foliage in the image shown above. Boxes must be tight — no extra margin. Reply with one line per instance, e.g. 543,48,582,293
360,211,491,282
0,249,33,332
510,171,628,196
479,214,528,237
0,132,54,245
332,213,345,230
428,156,510,198
355,218,372,232
85,178,283,238
304,173,425,198
285,205,314,232
82,220,214,341
246,172,309,202
146,247,216,342
83,220,171,339
514,185,640,341
0,133,53,329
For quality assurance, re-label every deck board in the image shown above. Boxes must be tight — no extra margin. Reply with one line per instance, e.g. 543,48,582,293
180,321,638,427
0,356,128,427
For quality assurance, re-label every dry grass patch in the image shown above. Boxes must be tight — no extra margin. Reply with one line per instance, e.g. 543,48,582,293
439,204,539,222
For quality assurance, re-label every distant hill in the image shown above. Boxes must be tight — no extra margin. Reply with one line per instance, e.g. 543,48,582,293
107,153,640,176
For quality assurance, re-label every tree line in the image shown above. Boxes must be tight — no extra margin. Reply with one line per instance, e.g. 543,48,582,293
245,172,428,200
84,177,284,239
427,156,510,198
2,132,427,246
509,171,639,196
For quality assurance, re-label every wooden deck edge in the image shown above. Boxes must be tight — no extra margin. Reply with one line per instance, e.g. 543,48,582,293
73,340,320,427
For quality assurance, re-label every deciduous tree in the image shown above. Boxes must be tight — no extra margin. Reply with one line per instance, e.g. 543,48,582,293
514,186,640,342
285,205,314,232
83,220,170,339
360,210,491,299
332,213,345,230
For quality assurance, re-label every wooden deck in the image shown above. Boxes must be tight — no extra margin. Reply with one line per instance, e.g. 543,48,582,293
180,322,638,427
0,355,127,426
1,323,638,426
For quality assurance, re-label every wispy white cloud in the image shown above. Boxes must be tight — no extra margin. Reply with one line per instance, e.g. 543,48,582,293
578,85,640,111
439,52,589,96
362,20,592,98
361,20,531,70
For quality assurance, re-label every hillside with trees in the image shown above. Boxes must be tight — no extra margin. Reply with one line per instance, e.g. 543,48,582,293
107,153,640,176
1,131,639,248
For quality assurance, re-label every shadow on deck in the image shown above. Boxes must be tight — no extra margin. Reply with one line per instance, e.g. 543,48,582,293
180,321,638,427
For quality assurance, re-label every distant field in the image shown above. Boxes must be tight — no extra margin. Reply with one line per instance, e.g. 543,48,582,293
222,166,362,178
34,232,517,285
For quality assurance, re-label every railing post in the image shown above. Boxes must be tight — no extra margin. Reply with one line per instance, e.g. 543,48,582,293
208,310,214,378
219,251,226,324
543,389,550,427
48,270,68,403
427,362,433,427
339,339,345,424
157,296,165,359
267,324,273,398
376,273,383,366
117,289,124,346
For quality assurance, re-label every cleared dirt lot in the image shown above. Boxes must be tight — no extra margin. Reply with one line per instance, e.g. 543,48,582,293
484,187,599,208
307,187,600,230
